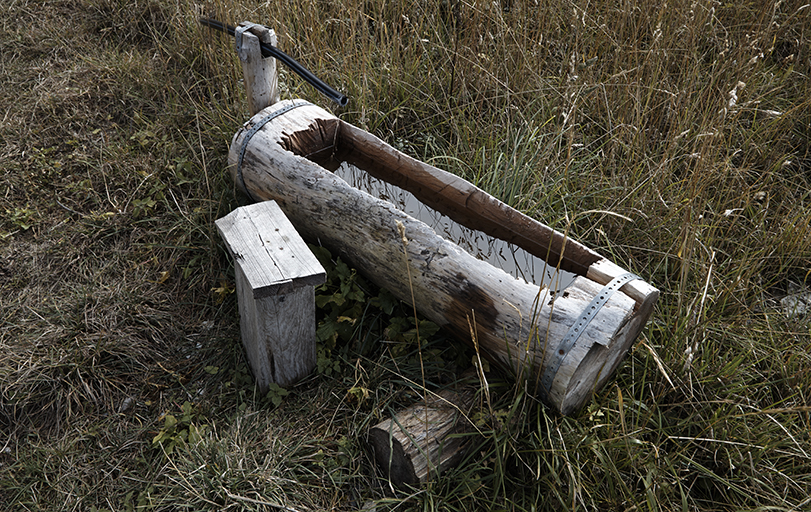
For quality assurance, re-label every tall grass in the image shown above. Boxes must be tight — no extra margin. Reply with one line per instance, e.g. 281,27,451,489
1,0,809,510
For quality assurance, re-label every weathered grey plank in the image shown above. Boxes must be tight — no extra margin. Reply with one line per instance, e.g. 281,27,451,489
217,201,326,299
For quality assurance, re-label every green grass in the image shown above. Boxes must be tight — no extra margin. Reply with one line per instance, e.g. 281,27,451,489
1,0,810,510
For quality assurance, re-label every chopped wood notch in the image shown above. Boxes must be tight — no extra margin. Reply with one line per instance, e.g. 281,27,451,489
216,200,326,391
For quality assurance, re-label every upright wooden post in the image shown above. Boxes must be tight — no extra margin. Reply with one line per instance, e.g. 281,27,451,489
236,22,279,116
216,201,326,391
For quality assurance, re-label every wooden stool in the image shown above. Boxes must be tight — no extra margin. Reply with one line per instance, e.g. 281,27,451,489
216,200,326,391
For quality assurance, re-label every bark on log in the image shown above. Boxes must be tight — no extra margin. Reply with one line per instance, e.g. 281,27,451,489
227,100,659,415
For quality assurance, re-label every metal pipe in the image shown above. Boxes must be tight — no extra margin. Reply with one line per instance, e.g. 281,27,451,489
200,18,348,107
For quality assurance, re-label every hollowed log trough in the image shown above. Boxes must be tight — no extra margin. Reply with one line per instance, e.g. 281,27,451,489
227,99,658,416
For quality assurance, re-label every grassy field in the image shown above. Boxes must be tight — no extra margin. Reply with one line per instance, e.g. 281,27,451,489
1,0,810,510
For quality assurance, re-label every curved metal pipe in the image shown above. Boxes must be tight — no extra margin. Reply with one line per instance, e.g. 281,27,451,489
200,18,348,107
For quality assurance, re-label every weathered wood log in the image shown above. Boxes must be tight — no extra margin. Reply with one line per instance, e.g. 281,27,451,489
215,200,326,391
227,100,659,415
368,376,480,489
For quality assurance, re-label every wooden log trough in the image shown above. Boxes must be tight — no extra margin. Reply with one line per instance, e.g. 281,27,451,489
215,21,658,488
226,99,659,416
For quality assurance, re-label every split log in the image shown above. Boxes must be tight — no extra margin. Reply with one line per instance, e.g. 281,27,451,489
227,100,659,415
368,375,480,489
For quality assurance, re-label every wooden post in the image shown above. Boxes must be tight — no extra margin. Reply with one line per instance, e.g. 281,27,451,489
236,22,279,116
215,200,326,392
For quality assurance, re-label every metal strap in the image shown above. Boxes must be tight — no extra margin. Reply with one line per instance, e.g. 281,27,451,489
236,100,311,201
541,272,640,395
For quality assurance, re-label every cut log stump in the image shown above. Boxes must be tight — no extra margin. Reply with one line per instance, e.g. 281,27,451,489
215,200,326,392
367,373,483,489
226,100,659,415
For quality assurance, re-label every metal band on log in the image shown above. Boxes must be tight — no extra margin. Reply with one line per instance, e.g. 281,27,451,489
227,100,659,415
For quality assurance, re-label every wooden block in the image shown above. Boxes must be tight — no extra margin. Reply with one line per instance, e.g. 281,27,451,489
216,201,326,391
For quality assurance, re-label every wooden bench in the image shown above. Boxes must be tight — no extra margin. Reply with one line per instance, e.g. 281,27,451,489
216,200,326,392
